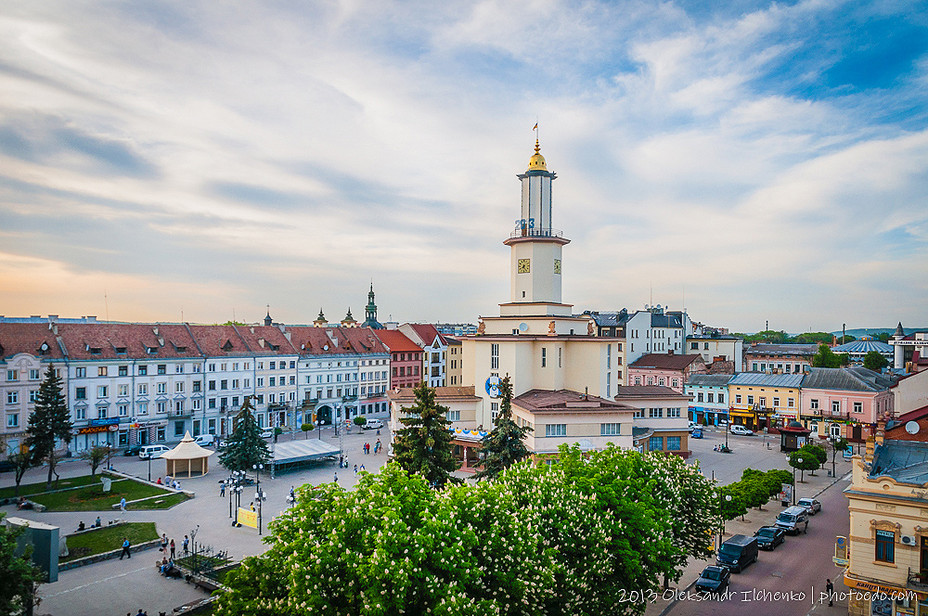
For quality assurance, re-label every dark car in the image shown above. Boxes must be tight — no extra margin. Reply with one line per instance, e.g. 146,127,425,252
123,444,142,456
754,526,786,550
695,565,731,593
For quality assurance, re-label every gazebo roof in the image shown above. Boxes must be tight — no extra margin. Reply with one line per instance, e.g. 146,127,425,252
161,432,215,460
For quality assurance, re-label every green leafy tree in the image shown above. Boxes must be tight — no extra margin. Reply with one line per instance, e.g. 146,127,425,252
0,513,43,616
79,445,111,478
218,397,271,473
764,469,794,497
738,330,790,344
6,451,35,497
812,344,850,368
789,450,819,482
793,332,836,345
352,416,367,427
25,364,73,489
799,442,827,476
474,376,531,481
718,484,747,521
863,351,889,371
392,382,461,488
300,422,313,439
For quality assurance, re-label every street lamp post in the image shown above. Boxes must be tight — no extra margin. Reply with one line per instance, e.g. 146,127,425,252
718,493,733,551
147,453,152,482
792,457,803,505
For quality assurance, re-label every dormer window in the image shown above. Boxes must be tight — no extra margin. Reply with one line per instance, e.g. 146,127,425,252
90,347,102,355
175,345,187,353
222,340,233,351
115,347,127,355
147,346,158,354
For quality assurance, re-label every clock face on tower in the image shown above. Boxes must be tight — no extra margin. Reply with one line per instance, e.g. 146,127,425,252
518,258,531,273
554,259,561,274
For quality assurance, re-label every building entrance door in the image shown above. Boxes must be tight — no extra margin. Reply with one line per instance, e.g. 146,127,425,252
920,536,928,582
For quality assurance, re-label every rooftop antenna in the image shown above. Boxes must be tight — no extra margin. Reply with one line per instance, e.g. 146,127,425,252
104,289,109,321
181,308,184,322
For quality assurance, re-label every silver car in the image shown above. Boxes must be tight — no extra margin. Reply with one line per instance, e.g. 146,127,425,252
797,497,822,515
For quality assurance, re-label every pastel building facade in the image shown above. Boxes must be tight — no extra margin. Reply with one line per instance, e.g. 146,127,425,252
685,374,732,426
799,367,895,441
727,372,803,430
627,352,706,393
685,334,743,367
743,343,817,374
614,385,690,457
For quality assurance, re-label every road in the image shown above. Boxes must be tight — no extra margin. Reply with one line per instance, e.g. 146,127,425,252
662,426,853,616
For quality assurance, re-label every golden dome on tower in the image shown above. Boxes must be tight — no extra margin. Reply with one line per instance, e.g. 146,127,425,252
527,139,547,171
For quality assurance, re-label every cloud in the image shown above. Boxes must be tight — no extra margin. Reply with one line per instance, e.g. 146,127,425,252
0,0,925,332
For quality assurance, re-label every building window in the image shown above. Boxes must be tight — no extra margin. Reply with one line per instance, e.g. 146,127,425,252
718,393,725,403
648,408,663,418
735,395,741,404
97,407,107,419
747,395,754,405
138,402,148,415
853,402,862,414
175,421,185,437
491,402,499,422
541,348,547,368
601,423,621,436
446,410,461,421
75,367,86,378
875,530,895,563
138,365,147,376
158,364,167,375
157,383,166,395
810,399,819,410
691,342,699,350
175,382,184,393
832,401,840,414
697,392,704,402
633,408,644,418
659,377,665,386
787,398,794,408
175,400,184,412
7,413,19,427
29,390,38,403
491,344,499,370
97,386,108,398
7,391,18,405
7,370,18,382
118,404,128,417
649,436,664,451
773,397,780,408
667,436,681,451
707,392,714,403
667,407,681,418
545,424,566,437
29,369,40,380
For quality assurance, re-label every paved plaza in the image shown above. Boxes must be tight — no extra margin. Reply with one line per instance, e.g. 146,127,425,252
1,424,389,616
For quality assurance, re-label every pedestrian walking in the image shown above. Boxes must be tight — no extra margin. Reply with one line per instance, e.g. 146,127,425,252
183,535,189,556
160,533,168,552
334,471,338,482
170,539,175,559
119,538,131,560
338,455,343,468
120,497,127,512
360,464,365,473
220,481,225,498
353,464,357,475
826,579,834,606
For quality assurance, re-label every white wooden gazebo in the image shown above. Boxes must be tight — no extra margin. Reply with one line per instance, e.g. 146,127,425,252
161,432,215,477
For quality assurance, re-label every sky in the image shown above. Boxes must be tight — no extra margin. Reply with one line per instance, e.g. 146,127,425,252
1,0,926,334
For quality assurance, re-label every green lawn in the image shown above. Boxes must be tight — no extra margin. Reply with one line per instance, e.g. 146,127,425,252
0,474,102,500
29,478,178,512
60,522,158,563
140,492,191,509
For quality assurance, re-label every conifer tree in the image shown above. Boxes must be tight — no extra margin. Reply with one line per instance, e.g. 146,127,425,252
219,396,271,473
475,376,531,481
392,382,460,488
25,363,72,489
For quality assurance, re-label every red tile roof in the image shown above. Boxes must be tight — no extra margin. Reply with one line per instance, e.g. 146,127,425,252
629,353,705,370
513,389,636,413
374,330,422,354
0,323,66,360
58,323,200,360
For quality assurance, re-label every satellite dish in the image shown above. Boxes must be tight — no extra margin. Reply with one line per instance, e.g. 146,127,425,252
906,421,920,435
519,323,528,332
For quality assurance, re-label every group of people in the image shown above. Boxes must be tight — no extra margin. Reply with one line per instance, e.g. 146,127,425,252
361,439,382,455
76,516,103,531
713,444,732,453
155,476,181,490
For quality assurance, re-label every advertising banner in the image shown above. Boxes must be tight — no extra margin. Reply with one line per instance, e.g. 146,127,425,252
237,507,258,529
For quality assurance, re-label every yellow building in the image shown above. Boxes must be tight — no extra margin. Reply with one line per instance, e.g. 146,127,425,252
461,140,624,430
726,372,803,431
845,439,928,615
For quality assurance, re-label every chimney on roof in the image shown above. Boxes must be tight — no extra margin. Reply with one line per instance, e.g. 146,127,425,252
258,338,265,348
668,349,674,356
153,327,159,336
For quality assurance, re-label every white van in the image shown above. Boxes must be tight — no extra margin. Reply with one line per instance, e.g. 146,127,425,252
139,444,170,460
194,434,215,447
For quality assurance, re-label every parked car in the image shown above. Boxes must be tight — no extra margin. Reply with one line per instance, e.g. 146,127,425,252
362,419,384,430
139,444,170,460
716,534,759,573
193,434,215,447
694,565,731,593
775,505,810,535
688,421,698,433
691,428,704,439
259,428,275,439
123,444,142,456
754,526,786,550
797,497,822,515
730,424,755,436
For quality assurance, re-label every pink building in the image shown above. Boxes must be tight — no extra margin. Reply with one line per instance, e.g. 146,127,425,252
799,367,896,442
627,352,706,393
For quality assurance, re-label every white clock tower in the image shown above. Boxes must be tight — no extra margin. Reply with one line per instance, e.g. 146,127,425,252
501,139,571,317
